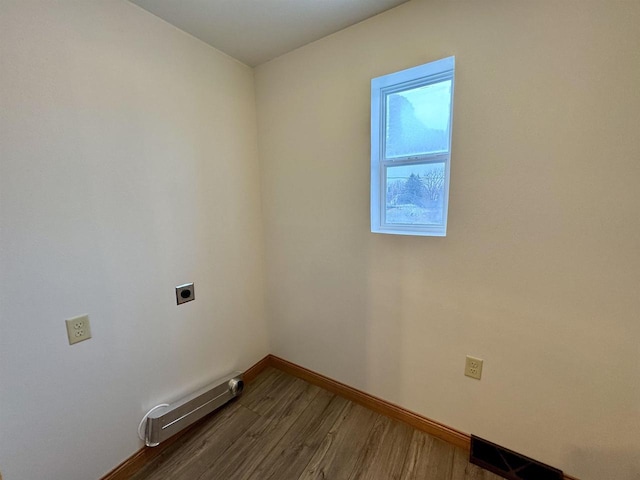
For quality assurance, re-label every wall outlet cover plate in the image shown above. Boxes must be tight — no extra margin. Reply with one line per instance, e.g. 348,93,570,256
65,314,92,345
176,283,195,305
465,355,483,380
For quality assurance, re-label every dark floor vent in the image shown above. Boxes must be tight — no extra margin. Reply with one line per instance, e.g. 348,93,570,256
470,435,563,480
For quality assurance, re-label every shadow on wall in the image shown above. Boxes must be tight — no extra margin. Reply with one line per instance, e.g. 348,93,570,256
364,236,406,398
268,224,372,386
568,447,640,480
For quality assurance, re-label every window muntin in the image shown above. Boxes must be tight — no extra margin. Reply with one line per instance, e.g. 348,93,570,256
371,57,455,237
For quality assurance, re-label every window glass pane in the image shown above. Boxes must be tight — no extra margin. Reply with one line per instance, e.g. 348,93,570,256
385,80,451,158
385,163,445,225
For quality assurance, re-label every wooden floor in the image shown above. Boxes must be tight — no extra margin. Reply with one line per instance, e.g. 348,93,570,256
131,368,502,480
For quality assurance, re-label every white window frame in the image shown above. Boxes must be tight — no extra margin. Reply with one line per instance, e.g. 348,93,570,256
371,56,455,237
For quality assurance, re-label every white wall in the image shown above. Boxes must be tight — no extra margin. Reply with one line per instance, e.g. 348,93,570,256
255,1,640,479
0,2,268,479
2,1,639,479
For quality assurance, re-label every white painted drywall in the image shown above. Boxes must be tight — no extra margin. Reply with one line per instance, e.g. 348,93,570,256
255,1,640,479
0,2,268,479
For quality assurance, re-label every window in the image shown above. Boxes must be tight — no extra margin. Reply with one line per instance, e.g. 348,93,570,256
371,56,455,236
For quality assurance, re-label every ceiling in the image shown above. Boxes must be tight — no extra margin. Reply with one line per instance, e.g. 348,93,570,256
129,0,410,67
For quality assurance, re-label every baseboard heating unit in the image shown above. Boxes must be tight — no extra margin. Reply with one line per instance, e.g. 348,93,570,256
138,372,244,447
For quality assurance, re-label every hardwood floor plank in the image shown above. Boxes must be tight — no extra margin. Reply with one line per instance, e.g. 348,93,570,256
297,401,378,480
131,368,506,480
451,447,503,480
241,368,306,417
130,401,259,480
400,430,455,480
246,390,350,480
242,365,279,393
348,415,414,480
238,367,286,412
195,377,322,480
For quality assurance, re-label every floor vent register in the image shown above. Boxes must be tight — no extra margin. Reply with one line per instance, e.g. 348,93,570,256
470,435,563,480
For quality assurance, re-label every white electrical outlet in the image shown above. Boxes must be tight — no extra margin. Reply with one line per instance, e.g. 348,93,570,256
465,355,483,380
65,314,92,345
